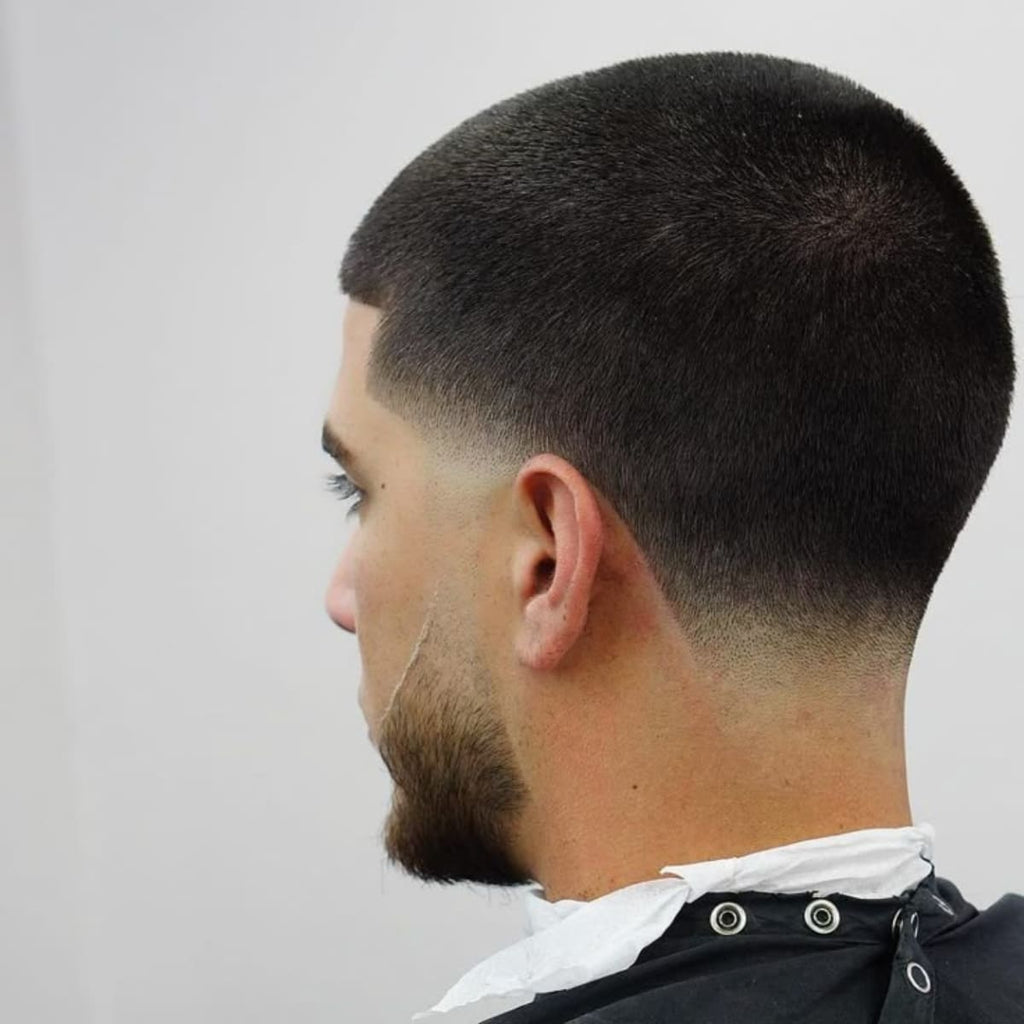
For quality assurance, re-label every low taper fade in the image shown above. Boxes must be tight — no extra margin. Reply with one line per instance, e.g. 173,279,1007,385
338,52,1015,666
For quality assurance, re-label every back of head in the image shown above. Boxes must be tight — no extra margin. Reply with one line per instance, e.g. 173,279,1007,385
339,51,1015,671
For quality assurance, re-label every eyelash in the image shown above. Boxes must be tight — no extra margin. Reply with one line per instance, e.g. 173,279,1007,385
324,472,366,520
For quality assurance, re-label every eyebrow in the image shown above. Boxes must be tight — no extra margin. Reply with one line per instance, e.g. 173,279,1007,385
321,420,363,474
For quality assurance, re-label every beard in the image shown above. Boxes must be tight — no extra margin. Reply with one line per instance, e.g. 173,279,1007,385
373,580,534,887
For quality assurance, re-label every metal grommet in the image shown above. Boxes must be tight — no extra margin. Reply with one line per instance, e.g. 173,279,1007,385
906,961,932,994
709,901,747,935
891,908,920,938
804,898,840,935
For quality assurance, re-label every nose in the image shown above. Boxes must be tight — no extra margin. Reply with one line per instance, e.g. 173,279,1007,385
325,540,357,634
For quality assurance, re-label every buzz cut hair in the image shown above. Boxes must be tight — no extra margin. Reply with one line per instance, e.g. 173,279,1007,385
338,52,1015,667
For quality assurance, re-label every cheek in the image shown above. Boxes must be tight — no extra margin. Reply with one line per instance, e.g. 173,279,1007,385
350,525,430,705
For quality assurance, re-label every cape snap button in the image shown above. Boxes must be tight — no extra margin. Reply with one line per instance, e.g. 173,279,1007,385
709,901,747,935
804,898,840,934
891,908,920,939
906,961,932,994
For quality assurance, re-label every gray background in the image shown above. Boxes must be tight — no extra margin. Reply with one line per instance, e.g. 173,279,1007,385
1,1,1020,1022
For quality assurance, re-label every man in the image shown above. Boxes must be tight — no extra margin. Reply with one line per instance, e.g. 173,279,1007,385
322,52,1022,1023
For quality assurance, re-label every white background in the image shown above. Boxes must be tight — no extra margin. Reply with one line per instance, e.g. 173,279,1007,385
1,2,1021,1022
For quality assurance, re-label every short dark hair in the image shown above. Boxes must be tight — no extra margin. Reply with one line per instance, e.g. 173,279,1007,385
338,52,1015,662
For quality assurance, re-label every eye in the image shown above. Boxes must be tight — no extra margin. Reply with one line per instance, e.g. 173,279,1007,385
323,472,366,520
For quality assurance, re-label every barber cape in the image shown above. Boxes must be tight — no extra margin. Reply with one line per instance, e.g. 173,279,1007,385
412,823,1024,1023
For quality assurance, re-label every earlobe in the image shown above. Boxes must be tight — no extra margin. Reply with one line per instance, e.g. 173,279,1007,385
512,455,604,673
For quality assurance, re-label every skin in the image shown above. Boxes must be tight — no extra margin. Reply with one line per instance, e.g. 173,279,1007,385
324,297,914,903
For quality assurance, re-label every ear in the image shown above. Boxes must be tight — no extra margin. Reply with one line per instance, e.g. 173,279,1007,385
511,454,604,672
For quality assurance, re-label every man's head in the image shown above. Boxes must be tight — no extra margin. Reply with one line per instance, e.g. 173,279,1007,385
323,52,1015,900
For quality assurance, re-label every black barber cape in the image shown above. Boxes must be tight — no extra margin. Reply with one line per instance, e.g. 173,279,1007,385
481,869,1023,1023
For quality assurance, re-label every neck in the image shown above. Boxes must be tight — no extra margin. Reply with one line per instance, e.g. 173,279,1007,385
515,668,912,903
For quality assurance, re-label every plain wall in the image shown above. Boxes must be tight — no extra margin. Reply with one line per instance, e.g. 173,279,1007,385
1,2,1021,1022
0,2,90,1019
